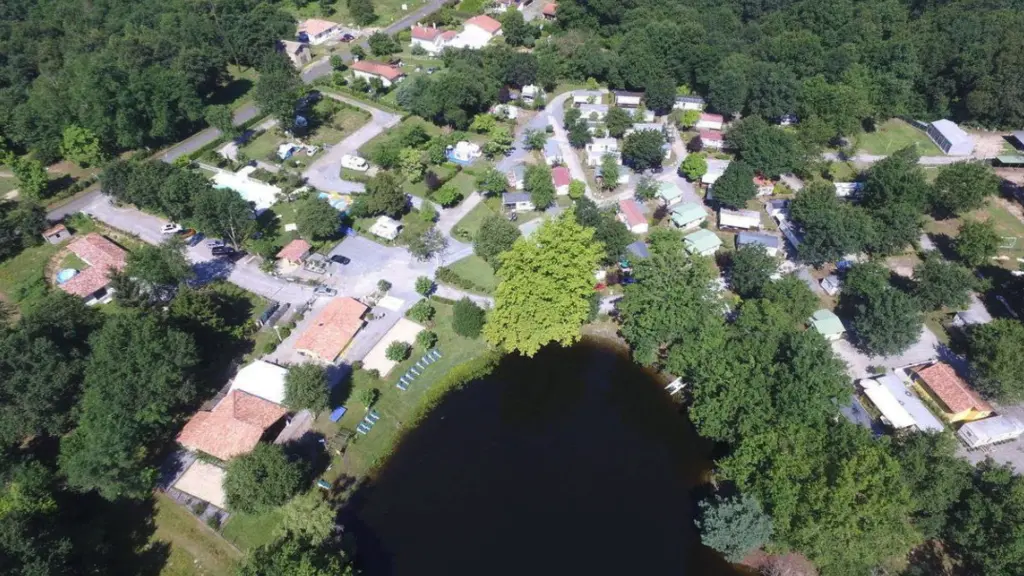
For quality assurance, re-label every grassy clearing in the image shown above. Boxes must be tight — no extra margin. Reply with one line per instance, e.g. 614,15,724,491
856,119,942,156
307,102,371,147
827,161,859,181
0,216,100,311
358,117,442,159
924,199,1024,266
240,130,284,163
221,507,285,553
315,300,490,478
452,200,496,240
923,310,952,346
152,493,241,576
447,255,498,293
0,176,17,196
281,0,427,26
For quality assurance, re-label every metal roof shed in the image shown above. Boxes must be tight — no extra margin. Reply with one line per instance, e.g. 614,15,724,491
958,416,1024,449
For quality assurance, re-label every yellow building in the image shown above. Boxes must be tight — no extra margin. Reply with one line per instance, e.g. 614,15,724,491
913,362,993,423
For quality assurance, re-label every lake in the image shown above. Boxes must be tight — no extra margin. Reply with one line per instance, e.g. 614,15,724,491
347,339,749,575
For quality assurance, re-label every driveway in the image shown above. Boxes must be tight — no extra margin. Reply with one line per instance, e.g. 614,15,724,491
301,92,402,194
78,193,315,304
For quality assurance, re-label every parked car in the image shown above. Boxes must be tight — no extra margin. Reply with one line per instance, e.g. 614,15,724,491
161,223,182,234
340,33,355,42
211,246,235,257
177,228,197,239
186,233,204,247
313,285,338,296
330,254,351,265
341,155,369,172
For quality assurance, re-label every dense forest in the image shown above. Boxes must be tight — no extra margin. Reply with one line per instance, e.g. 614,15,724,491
0,0,294,162
546,0,1024,131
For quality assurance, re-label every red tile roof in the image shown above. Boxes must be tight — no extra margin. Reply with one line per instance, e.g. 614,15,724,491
700,113,724,123
177,390,288,460
465,15,502,34
351,60,405,82
294,297,368,361
411,25,442,41
542,2,557,16
276,239,311,262
59,233,128,298
699,130,723,141
298,19,339,37
440,30,458,42
917,362,992,414
43,223,67,237
552,166,571,187
618,199,646,227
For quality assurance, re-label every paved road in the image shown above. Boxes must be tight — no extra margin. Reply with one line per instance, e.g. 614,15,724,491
301,92,402,194
300,0,449,83
821,151,989,166
77,193,315,304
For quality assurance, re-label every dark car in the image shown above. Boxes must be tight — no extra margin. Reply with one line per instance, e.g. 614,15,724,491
330,254,350,265
340,33,355,42
211,246,235,257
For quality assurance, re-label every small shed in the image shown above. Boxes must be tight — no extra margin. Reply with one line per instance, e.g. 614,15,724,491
276,239,311,266
683,229,722,257
42,223,71,244
719,208,761,231
613,90,643,108
670,202,707,230
821,274,841,296
674,95,706,111
503,192,535,212
809,309,845,341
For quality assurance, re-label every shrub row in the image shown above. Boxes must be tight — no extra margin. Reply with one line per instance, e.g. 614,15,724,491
435,266,489,294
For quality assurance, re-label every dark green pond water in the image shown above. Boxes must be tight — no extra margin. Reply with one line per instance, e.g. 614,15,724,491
349,339,748,576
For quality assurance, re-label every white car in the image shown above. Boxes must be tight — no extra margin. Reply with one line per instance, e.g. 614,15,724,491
161,223,182,235
341,154,369,172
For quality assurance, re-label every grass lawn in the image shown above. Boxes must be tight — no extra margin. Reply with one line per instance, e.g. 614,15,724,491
240,130,284,164
452,201,496,241
856,119,942,156
0,215,100,311
221,507,285,553
827,161,859,182
281,0,429,28
923,310,952,347
151,493,241,576
0,176,17,196
924,199,1024,267
307,101,372,147
457,0,485,12
447,255,498,293
209,65,258,110
315,300,490,478
357,117,441,159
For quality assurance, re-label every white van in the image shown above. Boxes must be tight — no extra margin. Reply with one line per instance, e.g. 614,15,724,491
341,154,369,172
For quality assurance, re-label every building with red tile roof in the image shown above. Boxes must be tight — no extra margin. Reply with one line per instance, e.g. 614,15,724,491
177,390,289,460
295,297,369,362
542,2,558,18
42,223,70,244
699,129,724,150
411,25,443,41
465,14,503,35
59,233,127,303
351,60,406,86
552,165,571,188
276,239,311,265
696,113,724,130
914,362,993,423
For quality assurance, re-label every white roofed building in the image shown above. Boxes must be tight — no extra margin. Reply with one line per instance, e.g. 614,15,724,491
860,373,945,433
959,416,1024,449
229,360,289,405
927,119,975,156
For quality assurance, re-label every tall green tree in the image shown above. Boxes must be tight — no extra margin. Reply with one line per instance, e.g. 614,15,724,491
573,196,631,264
254,53,303,127
205,105,239,138
695,494,773,563
296,197,340,241
724,116,805,178
711,161,756,210
237,533,355,576
125,238,194,286
284,364,329,412
224,443,306,513
192,186,256,248
362,171,408,218
621,129,665,171
59,312,199,500
955,219,1001,267
790,181,875,266
967,319,1024,402
501,8,533,47
348,0,377,26
679,153,707,181
524,164,555,210
891,431,971,539
484,211,603,356
946,460,1024,576
12,158,49,201
912,254,976,311
729,244,776,298
931,162,1000,216
619,250,722,366
275,492,337,544
851,287,922,356
474,214,521,267
603,107,633,139
60,125,106,167
598,154,620,191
